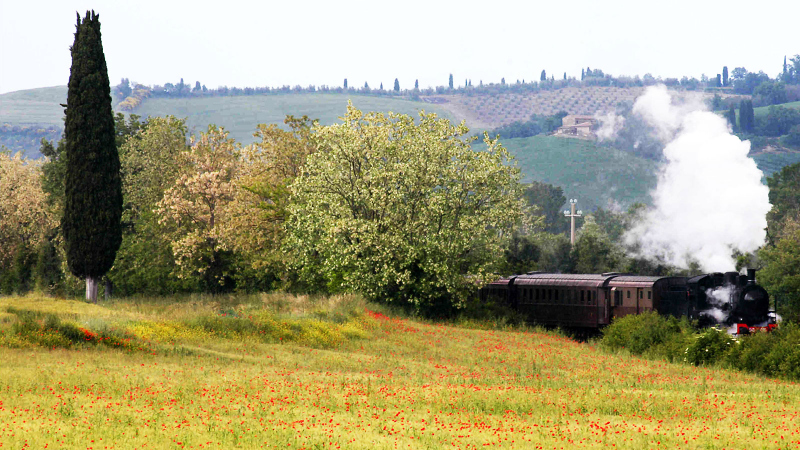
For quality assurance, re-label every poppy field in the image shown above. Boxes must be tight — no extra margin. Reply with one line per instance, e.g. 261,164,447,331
1,294,800,449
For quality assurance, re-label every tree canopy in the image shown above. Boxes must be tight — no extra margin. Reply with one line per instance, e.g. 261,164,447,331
285,104,523,316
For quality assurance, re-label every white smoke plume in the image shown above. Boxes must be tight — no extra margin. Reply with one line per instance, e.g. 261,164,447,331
701,286,734,323
624,85,771,272
594,111,625,141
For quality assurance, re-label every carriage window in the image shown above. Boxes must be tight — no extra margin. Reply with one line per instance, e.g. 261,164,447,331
639,290,643,299
647,290,652,300
627,290,631,299
580,291,584,303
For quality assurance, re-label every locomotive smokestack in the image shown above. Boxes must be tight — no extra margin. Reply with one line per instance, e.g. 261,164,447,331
747,268,757,285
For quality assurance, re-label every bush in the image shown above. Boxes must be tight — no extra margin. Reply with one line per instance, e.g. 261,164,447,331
684,327,735,366
601,312,682,355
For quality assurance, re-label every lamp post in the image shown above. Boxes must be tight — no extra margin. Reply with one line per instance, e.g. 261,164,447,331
564,199,583,246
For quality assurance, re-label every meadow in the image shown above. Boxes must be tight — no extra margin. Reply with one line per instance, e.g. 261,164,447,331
2,294,800,449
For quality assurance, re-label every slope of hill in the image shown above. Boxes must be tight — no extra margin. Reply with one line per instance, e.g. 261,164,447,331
753,100,800,119
3,294,800,449
131,94,459,144
497,135,657,211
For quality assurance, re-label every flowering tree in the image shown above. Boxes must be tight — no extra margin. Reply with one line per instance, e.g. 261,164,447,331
0,152,56,279
285,105,524,315
222,116,316,278
156,126,240,290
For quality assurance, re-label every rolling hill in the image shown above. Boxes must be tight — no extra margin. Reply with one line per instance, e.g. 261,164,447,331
494,135,658,211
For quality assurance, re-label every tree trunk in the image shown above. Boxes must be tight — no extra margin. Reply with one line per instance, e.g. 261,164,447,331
86,276,99,303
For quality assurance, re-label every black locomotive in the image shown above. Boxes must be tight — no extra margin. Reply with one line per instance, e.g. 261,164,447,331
480,268,775,334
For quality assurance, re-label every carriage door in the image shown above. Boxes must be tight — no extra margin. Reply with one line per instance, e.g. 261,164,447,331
636,288,642,314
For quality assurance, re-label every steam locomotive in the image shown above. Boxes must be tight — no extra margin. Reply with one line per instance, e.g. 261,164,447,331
479,269,776,334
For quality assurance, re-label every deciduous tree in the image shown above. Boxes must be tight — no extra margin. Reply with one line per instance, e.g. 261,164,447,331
156,126,240,292
62,11,122,302
286,105,523,316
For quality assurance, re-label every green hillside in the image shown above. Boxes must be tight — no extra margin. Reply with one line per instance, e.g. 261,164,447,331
0,87,458,152
497,135,657,211
132,94,458,144
753,100,800,118
753,151,800,177
0,86,70,127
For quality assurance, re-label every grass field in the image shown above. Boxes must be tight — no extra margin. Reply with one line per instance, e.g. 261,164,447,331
0,87,457,146
753,100,800,119
4,293,799,449
496,135,657,211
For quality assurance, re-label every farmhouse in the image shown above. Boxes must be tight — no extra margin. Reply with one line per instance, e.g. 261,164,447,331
555,115,596,139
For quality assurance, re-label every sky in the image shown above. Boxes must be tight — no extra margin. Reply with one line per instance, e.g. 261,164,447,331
1,0,798,95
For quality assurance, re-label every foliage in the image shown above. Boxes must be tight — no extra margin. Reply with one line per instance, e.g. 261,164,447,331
754,81,788,106
62,11,122,284
109,116,196,296
756,105,800,137
228,115,317,286
286,104,523,316
0,152,56,294
783,124,800,147
571,216,622,273
765,161,800,239
156,126,241,292
522,181,567,234
738,99,755,133
601,312,683,356
684,327,736,366
758,217,800,323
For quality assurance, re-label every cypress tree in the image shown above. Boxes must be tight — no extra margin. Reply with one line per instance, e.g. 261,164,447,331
448,74,454,89
394,78,400,92
62,11,122,303
414,79,419,89
722,66,729,87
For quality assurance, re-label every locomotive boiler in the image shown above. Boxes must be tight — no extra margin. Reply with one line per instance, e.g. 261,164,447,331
479,269,775,334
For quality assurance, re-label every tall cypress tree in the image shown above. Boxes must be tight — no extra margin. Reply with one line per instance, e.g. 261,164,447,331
62,11,122,303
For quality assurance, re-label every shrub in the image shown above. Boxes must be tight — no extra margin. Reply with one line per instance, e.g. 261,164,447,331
601,312,682,355
684,327,735,366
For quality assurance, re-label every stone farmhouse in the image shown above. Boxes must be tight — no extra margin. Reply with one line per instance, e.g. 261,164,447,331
554,115,597,139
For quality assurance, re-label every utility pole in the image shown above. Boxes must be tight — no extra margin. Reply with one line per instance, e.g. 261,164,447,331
564,199,583,246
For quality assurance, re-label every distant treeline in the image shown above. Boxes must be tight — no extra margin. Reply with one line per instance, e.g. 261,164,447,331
113,55,800,111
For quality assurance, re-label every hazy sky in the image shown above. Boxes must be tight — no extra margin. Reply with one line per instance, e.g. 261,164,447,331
1,0,798,95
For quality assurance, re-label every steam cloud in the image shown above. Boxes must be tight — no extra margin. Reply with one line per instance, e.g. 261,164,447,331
594,111,625,141
624,85,771,272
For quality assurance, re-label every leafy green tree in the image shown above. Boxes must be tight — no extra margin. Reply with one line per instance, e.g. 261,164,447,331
754,81,788,106
156,126,240,292
783,125,800,148
62,11,123,302
722,66,729,87
522,181,567,234
286,105,523,316
759,217,800,323
766,162,800,241
393,78,400,92
571,217,621,273
758,106,800,136
739,100,755,133
109,116,192,295
448,74,454,89
725,104,737,131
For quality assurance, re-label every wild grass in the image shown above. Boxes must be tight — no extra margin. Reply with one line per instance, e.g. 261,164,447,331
2,293,800,448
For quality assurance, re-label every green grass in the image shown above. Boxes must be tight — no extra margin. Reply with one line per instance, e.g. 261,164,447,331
753,100,800,119
0,87,457,146
3,293,800,449
496,135,657,211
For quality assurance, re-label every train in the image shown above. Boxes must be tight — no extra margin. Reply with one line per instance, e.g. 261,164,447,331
479,269,776,334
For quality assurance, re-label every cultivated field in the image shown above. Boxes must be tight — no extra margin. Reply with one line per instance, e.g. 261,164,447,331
2,294,799,449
